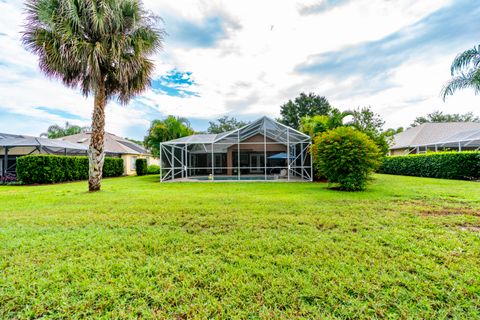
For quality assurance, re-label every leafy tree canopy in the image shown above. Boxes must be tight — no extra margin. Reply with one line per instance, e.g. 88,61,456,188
350,107,390,156
40,122,88,139
23,0,164,104
410,110,480,127
300,106,390,156
207,116,249,134
144,116,194,157
279,93,331,130
384,127,404,137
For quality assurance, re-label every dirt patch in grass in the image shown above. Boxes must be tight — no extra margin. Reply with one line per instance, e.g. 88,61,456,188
392,199,480,217
315,222,338,231
457,224,480,232
394,198,476,206
420,207,480,217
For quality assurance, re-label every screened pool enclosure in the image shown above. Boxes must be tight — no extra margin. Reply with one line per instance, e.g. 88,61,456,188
0,133,88,177
408,128,480,153
160,117,312,182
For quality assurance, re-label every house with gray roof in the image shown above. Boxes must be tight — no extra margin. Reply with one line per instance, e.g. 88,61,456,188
59,132,158,175
390,122,480,155
0,131,157,177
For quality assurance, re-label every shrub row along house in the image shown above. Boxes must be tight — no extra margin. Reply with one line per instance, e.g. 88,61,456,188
0,132,156,177
159,116,313,182
390,122,480,155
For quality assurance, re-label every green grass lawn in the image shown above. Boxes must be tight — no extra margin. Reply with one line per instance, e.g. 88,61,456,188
0,174,479,319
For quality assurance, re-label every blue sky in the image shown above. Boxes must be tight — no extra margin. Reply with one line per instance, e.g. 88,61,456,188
0,0,479,140
151,69,199,98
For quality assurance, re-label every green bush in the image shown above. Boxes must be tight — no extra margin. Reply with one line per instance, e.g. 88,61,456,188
103,157,124,177
311,127,381,191
135,158,148,176
146,164,160,175
379,152,480,180
16,155,123,184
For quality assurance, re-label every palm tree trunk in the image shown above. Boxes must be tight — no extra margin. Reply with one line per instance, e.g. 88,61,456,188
88,84,106,192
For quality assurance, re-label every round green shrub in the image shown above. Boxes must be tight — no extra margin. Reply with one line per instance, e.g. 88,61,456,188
311,127,381,191
146,164,160,175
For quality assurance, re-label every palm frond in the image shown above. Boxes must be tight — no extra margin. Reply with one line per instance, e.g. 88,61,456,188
22,0,164,102
450,45,480,75
441,69,480,100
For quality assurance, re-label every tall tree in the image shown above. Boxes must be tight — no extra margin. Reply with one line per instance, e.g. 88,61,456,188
40,122,88,138
23,0,164,191
279,93,331,130
383,127,404,137
207,116,249,134
144,116,194,157
442,45,480,99
350,107,384,133
301,106,389,155
410,110,480,127
350,107,390,156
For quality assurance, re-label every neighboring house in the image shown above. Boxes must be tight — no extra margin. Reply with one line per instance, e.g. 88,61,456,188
390,122,480,155
160,116,312,182
0,132,88,177
59,132,158,175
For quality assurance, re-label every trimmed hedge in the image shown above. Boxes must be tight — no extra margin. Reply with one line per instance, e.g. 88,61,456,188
16,155,124,184
378,152,480,180
135,158,148,176
103,158,125,178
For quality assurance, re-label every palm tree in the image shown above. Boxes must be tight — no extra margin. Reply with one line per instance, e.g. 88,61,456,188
442,45,480,100
144,116,194,157
328,108,353,128
23,0,164,191
40,122,88,138
299,109,353,137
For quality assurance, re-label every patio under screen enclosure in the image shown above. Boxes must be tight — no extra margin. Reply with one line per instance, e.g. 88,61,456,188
160,117,313,182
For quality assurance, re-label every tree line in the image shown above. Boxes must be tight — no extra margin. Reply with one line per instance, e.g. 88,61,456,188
141,92,479,158
42,93,480,160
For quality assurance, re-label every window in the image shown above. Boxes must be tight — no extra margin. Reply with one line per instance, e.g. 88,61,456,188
131,156,137,170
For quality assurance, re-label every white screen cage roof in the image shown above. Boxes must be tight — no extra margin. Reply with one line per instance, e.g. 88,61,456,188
0,133,88,152
162,116,311,146
410,128,480,149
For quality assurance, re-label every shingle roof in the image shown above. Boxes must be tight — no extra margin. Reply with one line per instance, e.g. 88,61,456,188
391,122,480,149
59,132,149,155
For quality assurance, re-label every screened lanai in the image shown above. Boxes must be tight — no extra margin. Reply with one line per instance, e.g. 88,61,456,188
160,116,312,182
409,128,480,153
0,133,88,177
